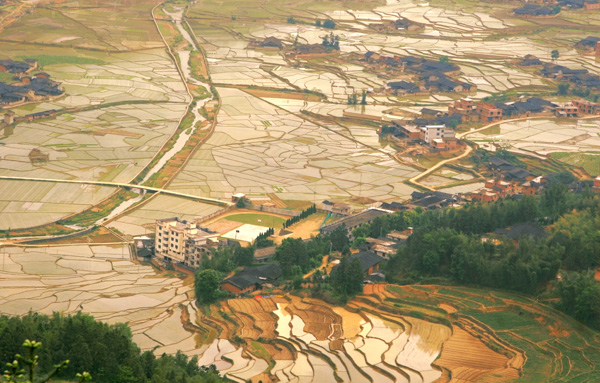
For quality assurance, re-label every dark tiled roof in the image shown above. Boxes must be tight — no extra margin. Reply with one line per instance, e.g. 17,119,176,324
321,209,390,234
494,222,547,241
222,263,282,290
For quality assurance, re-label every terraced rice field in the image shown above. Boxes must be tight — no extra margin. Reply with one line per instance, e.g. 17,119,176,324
3,243,600,382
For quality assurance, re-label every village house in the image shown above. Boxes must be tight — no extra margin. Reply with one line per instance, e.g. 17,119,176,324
408,191,457,210
379,201,409,212
392,121,421,141
476,102,503,122
0,59,37,75
220,263,282,295
576,36,600,52
335,251,384,277
250,37,284,50
254,246,276,263
321,200,351,216
593,176,600,191
584,0,600,9
419,124,455,145
25,110,57,121
519,54,543,66
386,229,413,244
572,99,600,114
3,111,15,124
448,97,476,119
154,217,220,266
320,208,391,235
28,149,49,165
554,103,579,117
387,80,420,95
514,4,556,16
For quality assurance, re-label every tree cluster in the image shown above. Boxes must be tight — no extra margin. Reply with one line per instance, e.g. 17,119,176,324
321,32,339,50
254,228,274,246
282,205,316,229
330,257,363,297
0,313,226,383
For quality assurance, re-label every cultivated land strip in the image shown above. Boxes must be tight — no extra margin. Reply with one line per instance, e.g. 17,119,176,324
0,176,230,206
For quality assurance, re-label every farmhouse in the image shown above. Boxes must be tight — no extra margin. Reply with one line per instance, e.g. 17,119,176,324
220,263,282,295
321,200,351,215
554,103,579,117
0,59,37,74
25,110,57,121
387,80,420,94
419,124,455,145
514,4,556,15
519,54,543,66
576,36,600,51
409,191,457,209
320,208,391,235
392,121,421,140
28,149,48,165
3,111,15,124
254,246,276,263
476,102,503,122
572,99,600,114
346,251,384,276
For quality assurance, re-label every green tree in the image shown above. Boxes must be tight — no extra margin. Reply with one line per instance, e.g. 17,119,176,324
194,269,222,304
329,225,349,252
558,83,570,95
2,339,91,383
347,258,364,294
287,16,296,24
323,19,335,29
274,237,308,277
439,56,449,64
234,246,254,266
551,49,560,61
315,20,321,27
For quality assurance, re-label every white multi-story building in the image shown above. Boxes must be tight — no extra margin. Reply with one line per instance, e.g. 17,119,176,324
155,217,218,266
419,124,454,144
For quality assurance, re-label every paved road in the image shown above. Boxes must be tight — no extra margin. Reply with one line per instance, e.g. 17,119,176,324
0,175,231,206
407,116,591,190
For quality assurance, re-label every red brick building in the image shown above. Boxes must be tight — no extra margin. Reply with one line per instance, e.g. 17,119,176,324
476,102,503,122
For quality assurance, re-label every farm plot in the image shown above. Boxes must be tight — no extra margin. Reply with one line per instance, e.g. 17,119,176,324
108,195,224,236
0,45,188,113
0,0,164,51
0,244,202,354
168,87,419,202
0,103,186,183
469,119,600,158
0,180,115,229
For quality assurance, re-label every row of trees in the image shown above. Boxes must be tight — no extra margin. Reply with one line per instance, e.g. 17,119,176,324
282,204,317,229
0,312,225,383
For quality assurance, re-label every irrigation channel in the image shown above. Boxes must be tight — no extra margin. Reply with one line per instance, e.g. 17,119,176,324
96,6,214,226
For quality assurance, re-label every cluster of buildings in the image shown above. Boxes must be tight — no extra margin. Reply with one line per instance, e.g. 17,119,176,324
0,59,38,75
0,72,64,106
541,62,600,89
362,52,476,94
514,4,559,16
576,36,600,54
154,217,231,268
391,122,461,150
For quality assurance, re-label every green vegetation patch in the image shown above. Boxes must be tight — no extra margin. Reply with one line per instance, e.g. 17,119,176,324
550,152,600,176
225,213,286,227
19,55,105,66
466,310,540,331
